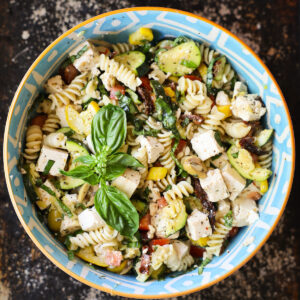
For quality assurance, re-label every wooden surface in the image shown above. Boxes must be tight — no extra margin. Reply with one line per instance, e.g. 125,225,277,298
0,0,299,299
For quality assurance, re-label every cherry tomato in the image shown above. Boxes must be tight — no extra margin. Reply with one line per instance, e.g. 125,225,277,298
30,114,48,127
190,245,205,258
139,213,151,231
174,139,187,155
157,197,168,208
110,85,125,100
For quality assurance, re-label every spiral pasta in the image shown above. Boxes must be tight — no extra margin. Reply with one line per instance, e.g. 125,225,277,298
199,43,219,65
148,63,169,84
163,181,194,202
111,42,135,54
156,168,176,192
49,73,89,108
168,253,194,272
258,140,273,169
98,54,141,91
200,106,225,134
204,217,232,259
157,130,175,172
194,96,213,115
42,114,60,134
23,125,43,162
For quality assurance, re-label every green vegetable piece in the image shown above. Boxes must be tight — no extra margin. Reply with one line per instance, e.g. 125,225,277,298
57,127,75,137
255,129,273,147
224,210,233,227
114,51,146,74
206,55,226,95
126,89,141,104
42,160,55,175
198,258,211,275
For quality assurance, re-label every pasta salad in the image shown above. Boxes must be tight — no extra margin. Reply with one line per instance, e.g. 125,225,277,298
21,27,273,281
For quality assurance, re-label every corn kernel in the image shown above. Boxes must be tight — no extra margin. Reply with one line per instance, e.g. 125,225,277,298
129,27,153,45
147,167,168,180
192,237,209,247
260,180,269,194
217,105,232,119
198,63,208,80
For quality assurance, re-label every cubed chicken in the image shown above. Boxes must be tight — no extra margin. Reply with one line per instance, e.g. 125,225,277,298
200,169,229,202
231,94,266,121
137,136,164,164
111,168,141,198
221,163,246,200
172,241,189,260
191,130,223,161
69,41,100,73
60,216,81,236
216,91,230,106
78,206,106,231
44,75,65,94
36,145,68,176
186,209,212,240
233,81,247,99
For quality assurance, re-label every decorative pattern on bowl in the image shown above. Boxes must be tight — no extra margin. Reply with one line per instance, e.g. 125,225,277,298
3,7,295,298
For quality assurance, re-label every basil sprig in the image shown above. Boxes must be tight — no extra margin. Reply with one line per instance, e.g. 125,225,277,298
60,104,143,236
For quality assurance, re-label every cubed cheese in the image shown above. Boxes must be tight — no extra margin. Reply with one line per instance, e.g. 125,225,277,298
36,145,68,176
55,106,69,127
221,163,246,200
78,206,106,231
200,169,229,202
232,197,259,227
111,168,141,198
233,81,247,99
186,209,212,240
70,41,100,73
36,179,61,209
216,91,230,106
191,130,223,161
137,136,164,164
60,216,81,236
211,152,229,169
44,75,65,94
172,241,189,260
231,94,266,121
215,199,231,220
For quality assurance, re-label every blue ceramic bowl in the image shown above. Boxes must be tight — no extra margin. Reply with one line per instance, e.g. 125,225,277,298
4,7,295,298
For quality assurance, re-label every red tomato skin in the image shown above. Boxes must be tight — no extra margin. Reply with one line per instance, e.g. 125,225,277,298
30,114,48,127
139,213,151,231
110,85,125,100
157,197,168,208
174,139,187,155
190,245,205,258
184,75,202,81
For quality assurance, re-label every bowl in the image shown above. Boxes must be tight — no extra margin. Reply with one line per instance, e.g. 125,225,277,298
3,7,295,298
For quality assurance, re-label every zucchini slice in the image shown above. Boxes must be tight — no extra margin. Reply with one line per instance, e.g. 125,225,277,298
255,129,273,147
114,51,146,74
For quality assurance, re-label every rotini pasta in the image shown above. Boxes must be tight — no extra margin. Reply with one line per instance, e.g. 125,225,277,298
23,125,43,162
42,114,60,134
200,106,225,134
157,130,175,172
163,180,194,202
258,140,273,169
111,42,135,54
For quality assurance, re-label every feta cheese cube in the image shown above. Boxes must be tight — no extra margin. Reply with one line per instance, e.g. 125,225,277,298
70,41,100,73
186,209,212,240
111,168,141,198
78,206,106,231
221,163,246,200
216,91,230,106
232,197,259,227
36,145,68,176
200,169,229,202
231,94,267,121
137,136,164,164
60,216,81,236
44,75,65,94
211,152,229,169
191,130,223,161
36,179,61,209
215,199,231,220
233,81,247,99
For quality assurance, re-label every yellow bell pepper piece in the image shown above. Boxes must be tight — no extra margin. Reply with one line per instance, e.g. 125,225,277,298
216,105,232,119
107,259,129,273
164,87,175,98
192,236,209,247
129,27,153,45
146,167,168,180
198,63,208,80
76,246,108,267
168,76,179,83
260,180,269,194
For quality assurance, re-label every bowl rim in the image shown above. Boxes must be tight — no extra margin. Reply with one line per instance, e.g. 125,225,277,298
3,6,295,299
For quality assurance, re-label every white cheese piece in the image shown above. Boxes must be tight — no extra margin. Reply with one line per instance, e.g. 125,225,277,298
36,145,68,176
216,91,230,106
186,209,212,240
100,72,116,91
111,168,141,198
191,130,223,161
36,179,61,209
70,41,100,73
211,152,229,169
221,163,246,200
60,216,81,236
137,136,164,164
55,105,69,127
44,75,65,94
231,94,267,121
232,197,259,227
43,132,67,149
215,199,231,220
172,241,189,260
233,81,247,99
78,206,106,231
200,169,229,202
147,225,156,239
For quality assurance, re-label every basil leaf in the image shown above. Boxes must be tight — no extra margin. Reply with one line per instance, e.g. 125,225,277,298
224,210,233,227
74,155,96,166
105,153,144,180
60,166,99,185
198,258,211,275
42,160,55,175
173,35,191,45
94,184,139,237
91,104,126,154
180,59,198,69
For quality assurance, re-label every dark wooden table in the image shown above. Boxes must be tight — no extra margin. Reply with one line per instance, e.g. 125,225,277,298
0,0,299,299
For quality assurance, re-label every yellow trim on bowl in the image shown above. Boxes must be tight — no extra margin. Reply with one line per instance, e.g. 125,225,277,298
3,7,295,299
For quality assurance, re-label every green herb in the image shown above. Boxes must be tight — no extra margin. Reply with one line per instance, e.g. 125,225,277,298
69,45,88,63
60,105,143,237
245,179,253,187
133,128,159,137
170,139,188,178
125,231,142,248
211,153,222,161
206,56,225,96
35,178,43,187
42,160,55,175
232,152,239,159
181,117,190,128
173,36,191,45
118,94,139,115
224,210,233,228
180,59,198,69
164,185,172,192
214,130,224,147
97,78,108,96
67,250,75,260
136,41,152,53
198,258,211,275
75,203,86,210
40,184,73,217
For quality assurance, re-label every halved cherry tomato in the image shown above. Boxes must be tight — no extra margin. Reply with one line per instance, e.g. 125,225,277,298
30,114,48,127
229,227,239,238
184,75,202,81
157,197,168,208
139,213,151,231
174,139,187,155
110,85,125,100
149,238,170,249
190,245,205,258
140,77,152,91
